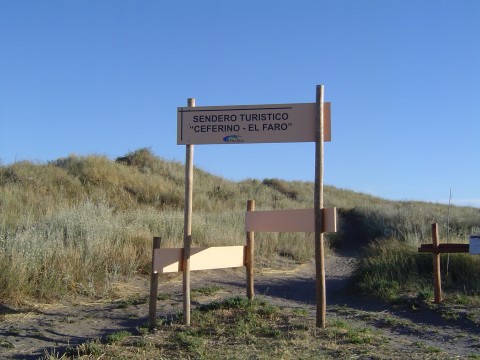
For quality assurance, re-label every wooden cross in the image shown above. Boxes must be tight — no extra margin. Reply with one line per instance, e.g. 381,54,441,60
418,223,469,303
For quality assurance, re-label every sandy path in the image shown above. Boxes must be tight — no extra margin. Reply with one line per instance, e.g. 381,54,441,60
1,253,480,359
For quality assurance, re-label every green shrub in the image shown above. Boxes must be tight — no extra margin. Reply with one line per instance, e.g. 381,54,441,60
354,239,434,301
354,238,480,302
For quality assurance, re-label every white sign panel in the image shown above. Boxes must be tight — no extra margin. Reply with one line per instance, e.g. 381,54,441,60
153,246,246,273
245,208,337,233
469,235,480,255
177,102,331,145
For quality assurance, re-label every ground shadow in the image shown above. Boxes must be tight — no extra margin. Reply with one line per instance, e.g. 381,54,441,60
0,304,20,316
213,271,480,338
1,301,149,360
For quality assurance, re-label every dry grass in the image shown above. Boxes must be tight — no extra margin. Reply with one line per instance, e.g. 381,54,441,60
1,148,479,303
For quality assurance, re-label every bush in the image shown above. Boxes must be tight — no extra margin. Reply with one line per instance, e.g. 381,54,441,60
115,147,157,173
354,239,433,301
354,238,480,302
262,178,298,200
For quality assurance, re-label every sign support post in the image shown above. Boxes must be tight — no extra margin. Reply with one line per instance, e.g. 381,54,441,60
432,223,442,304
314,85,326,328
148,236,161,330
246,199,255,300
183,98,195,326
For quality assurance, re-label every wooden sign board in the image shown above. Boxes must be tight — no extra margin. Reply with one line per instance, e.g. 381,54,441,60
470,236,480,255
178,102,331,145
153,246,246,274
245,207,337,233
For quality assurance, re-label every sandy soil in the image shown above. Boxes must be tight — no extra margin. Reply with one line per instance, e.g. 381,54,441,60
1,251,480,359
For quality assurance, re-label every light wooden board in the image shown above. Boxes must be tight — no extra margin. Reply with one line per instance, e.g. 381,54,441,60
153,246,246,274
177,102,331,145
245,207,336,233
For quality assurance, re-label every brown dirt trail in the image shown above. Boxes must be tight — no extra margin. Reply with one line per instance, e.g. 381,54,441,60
1,252,480,359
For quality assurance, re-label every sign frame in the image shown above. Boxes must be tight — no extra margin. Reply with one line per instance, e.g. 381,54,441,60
178,102,331,145
175,85,330,328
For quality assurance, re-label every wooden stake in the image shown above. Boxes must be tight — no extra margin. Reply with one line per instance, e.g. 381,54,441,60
314,85,326,328
183,98,195,325
246,199,255,300
149,236,161,330
432,223,443,304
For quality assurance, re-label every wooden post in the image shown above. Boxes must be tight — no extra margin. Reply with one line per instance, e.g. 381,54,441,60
246,199,255,300
314,85,326,328
183,97,195,326
432,223,442,304
149,236,161,330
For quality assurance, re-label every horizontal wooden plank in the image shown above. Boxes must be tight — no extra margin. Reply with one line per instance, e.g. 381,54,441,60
418,243,469,253
246,208,313,232
245,207,337,233
153,246,246,274
153,248,183,273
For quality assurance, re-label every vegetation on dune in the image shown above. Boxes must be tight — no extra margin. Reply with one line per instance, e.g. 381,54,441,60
355,239,480,304
0,147,479,303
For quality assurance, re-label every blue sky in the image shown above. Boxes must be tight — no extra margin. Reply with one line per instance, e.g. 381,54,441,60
1,1,479,207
